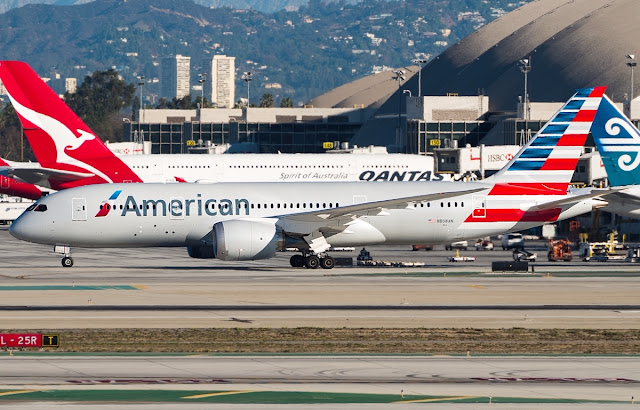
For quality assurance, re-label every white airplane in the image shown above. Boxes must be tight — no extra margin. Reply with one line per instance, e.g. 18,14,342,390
10,87,609,268
591,93,640,218
0,60,447,198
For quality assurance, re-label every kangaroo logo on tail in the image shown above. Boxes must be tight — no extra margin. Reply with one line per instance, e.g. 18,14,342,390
0,61,142,189
8,95,112,183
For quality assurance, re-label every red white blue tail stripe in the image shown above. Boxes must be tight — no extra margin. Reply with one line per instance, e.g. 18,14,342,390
462,87,604,228
486,87,605,196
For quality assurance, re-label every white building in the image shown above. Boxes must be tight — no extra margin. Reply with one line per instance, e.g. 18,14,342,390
161,54,191,99
65,78,77,94
203,55,235,108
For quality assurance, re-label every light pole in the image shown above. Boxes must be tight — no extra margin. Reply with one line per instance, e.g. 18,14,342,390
137,75,145,131
393,70,406,151
412,58,428,97
242,71,252,107
627,54,636,105
519,57,531,120
198,73,207,107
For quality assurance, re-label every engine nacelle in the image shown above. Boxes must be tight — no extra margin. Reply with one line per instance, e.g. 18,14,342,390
213,218,283,261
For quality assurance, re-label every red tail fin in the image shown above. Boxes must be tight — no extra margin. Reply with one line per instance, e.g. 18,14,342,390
0,61,141,189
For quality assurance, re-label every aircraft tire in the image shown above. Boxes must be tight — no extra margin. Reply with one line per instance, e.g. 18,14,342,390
304,255,320,269
290,254,305,268
61,257,74,268
320,256,335,270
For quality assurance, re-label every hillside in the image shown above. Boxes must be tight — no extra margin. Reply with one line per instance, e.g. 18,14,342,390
0,0,529,105
0,0,312,14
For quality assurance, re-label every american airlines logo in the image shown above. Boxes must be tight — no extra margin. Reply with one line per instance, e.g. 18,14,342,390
96,191,250,218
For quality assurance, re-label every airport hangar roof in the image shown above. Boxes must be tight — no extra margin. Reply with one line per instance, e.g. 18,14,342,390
308,0,638,147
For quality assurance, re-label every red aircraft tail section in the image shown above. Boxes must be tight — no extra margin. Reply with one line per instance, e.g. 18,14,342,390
0,61,142,189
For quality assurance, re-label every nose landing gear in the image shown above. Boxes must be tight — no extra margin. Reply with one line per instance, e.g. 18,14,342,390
54,245,74,268
61,256,74,268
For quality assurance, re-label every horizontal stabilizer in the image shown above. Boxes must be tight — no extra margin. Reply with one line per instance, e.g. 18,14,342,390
527,187,625,212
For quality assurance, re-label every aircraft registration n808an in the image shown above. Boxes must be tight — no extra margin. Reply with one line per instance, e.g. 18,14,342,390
10,87,609,268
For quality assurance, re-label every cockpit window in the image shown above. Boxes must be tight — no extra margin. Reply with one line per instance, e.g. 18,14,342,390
33,204,47,212
26,204,37,211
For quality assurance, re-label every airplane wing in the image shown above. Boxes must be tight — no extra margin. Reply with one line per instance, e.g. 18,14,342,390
280,187,486,227
595,186,640,204
9,167,94,186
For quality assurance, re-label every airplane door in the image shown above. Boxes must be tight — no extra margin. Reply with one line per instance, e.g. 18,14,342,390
472,195,486,218
353,195,367,204
72,198,87,221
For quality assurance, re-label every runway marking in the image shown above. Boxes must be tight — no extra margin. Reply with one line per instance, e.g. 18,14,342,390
397,395,478,403
133,285,149,290
182,390,255,399
0,390,40,397
465,284,487,289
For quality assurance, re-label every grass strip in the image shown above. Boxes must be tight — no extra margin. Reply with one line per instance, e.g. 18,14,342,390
0,389,624,404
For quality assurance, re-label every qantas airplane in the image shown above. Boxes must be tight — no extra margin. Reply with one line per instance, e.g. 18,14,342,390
0,60,448,197
0,158,43,199
9,87,609,268
590,93,640,218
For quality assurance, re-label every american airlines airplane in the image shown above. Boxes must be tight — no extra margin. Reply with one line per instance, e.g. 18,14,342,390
10,87,609,268
0,60,447,197
590,93,640,218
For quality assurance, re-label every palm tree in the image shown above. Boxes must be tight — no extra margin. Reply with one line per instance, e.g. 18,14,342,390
280,97,294,108
260,93,274,108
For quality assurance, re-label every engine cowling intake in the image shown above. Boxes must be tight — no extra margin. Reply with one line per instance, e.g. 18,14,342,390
213,219,283,261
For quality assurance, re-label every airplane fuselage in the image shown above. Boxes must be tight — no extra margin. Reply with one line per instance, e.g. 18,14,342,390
10,182,592,251
120,153,449,183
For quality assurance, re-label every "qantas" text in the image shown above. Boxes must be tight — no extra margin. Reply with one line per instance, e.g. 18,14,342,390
358,170,444,182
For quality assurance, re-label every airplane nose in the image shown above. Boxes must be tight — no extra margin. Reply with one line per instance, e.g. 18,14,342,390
9,212,36,242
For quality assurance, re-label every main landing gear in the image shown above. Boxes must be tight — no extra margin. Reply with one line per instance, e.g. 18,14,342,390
61,256,74,268
290,252,335,269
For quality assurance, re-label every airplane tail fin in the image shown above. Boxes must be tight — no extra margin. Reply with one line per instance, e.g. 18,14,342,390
591,94,640,187
0,61,141,187
486,87,606,195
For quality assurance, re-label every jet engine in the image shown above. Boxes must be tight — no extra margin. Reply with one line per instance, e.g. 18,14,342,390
213,218,283,261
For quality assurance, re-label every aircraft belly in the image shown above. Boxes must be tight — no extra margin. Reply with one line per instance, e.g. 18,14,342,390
349,210,464,244
325,218,386,246
62,217,198,247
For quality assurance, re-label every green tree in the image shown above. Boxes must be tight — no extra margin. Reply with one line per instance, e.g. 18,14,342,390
195,95,213,108
157,97,169,109
0,103,33,161
131,96,141,122
64,69,136,142
259,93,274,108
169,95,194,109
280,97,294,108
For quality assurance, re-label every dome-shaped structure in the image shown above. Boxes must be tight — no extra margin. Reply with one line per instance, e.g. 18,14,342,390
316,0,639,146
